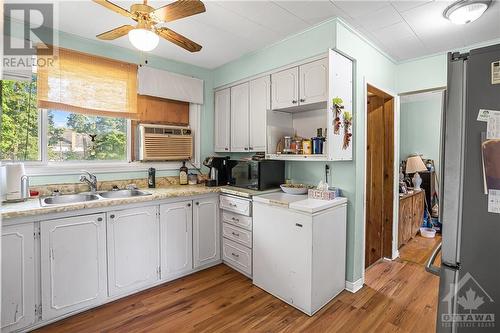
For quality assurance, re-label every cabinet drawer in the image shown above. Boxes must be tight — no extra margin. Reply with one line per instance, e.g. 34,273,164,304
222,238,252,276
222,223,252,248
222,211,252,230
220,195,251,216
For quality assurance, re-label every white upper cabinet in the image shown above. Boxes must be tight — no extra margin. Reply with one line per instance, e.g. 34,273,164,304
299,58,329,106
214,88,231,152
107,206,160,297
160,201,193,281
193,196,220,268
230,82,250,152
2,223,36,332
249,76,270,152
40,214,107,321
271,67,299,110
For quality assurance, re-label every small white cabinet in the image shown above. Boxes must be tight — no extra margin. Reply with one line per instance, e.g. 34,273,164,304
249,76,270,152
271,58,328,110
160,201,193,281
40,214,107,320
214,88,231,152
107,206,160,297
272,67,299,109
230,82,250,152
1,223,36,332
299,58,328,106
193,196,220,268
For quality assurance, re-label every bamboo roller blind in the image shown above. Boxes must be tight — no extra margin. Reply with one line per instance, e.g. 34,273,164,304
37,47,138,118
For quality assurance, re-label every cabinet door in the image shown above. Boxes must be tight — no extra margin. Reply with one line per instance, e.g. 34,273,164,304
249,76,270,152
160,201,193,281
271,67,299,110
412,192,425,236
299,58,329,105
107,206,159,297
40,214,106,321
193,196,220,268
1,223,36,331
214,88,231,152
230,82,250,152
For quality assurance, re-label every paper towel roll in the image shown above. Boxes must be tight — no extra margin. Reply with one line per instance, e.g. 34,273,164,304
5,163,26,201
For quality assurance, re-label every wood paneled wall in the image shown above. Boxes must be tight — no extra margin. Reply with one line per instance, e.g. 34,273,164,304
131,95,190,160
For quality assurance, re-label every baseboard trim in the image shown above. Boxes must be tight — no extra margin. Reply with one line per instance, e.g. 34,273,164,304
345,278,364,293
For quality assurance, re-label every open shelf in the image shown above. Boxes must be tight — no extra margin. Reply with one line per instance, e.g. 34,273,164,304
265,154,329,161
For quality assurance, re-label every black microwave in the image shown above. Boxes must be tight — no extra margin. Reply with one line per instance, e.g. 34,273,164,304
228,160,285,191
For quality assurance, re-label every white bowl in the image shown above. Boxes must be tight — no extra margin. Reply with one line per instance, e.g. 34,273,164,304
280,184,309,195
420,227,436,238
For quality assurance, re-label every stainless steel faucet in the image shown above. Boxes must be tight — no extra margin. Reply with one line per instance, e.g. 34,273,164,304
80,170,98,193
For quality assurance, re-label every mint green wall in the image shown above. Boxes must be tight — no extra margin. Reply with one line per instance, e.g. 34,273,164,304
396,54,447,94
400,97,443,172
334,21,397,282
6,20,214,185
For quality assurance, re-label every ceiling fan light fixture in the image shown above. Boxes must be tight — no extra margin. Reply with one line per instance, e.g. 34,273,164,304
128,28,159,52
444,0,491,25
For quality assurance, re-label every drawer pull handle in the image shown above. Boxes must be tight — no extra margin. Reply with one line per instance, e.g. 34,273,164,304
231,252,240,258
110,214,115,219
229,203,237,207
231,217,240,222
231,232,240,237
296,223,303,227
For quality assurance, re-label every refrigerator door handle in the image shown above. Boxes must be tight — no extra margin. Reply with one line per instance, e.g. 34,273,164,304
425,242,442,276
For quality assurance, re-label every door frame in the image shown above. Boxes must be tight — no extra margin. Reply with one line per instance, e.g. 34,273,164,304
362,79,400,280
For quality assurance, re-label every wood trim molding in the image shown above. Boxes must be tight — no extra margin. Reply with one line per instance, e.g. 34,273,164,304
345,278,364,293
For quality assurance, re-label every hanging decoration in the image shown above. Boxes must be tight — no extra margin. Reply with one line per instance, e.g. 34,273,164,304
331,97,353,150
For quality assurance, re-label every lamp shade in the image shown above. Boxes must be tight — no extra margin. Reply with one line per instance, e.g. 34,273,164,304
406,155,427,174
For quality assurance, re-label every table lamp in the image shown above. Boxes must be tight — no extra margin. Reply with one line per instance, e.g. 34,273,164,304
405,154,427,190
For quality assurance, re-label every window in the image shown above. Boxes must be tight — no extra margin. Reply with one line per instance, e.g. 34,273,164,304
0,79,40,161
47,110,127,162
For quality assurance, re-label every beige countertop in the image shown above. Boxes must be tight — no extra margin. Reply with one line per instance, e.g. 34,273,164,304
0,185,282,220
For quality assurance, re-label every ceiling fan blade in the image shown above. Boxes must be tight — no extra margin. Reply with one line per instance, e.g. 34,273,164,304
152,0,206,23
97,25,134,40
156,27,202,52
93,0,133,19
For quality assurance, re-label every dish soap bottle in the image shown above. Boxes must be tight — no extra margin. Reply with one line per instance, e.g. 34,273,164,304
179,161,188,185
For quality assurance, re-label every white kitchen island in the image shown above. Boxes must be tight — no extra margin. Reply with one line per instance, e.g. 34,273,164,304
252,193,347,316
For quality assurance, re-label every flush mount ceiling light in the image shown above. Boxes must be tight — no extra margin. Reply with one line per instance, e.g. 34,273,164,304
444,0,491,24
128,27,159,52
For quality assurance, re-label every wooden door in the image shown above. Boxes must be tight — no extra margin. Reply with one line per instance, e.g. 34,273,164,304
107,206,159,297
365,88,394,268
249,76,270,152
230,82,250,152
41,214,107,320
214,88,231,152
160,201,193,281
299,58,328,105
271,67,299,109
193,196,220,268
1,223,36,331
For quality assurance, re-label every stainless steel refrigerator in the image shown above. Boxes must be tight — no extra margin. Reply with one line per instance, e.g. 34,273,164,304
426,44,500,332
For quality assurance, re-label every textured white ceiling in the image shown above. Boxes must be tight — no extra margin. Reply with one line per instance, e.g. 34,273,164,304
7,0,500,68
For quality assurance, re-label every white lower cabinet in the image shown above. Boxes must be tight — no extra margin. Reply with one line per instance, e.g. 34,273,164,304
1,223,36,332
40,214,107,320
160,201,193,281
193,196,220,268
107,206,160,297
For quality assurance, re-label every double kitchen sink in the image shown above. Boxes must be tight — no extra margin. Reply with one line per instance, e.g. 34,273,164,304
40,189,152,207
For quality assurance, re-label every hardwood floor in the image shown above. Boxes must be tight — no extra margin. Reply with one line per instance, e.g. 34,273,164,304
399,234,442,266
35,240,440,333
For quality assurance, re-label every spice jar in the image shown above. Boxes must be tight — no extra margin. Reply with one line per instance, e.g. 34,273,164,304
302,139,312,155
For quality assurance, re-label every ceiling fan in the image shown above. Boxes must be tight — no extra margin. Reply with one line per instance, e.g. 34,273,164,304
93,0,205,52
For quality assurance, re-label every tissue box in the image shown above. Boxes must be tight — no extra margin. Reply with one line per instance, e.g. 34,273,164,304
308,187,340,200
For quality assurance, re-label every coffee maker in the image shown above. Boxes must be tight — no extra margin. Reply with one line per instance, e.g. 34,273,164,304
203,156,230,187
